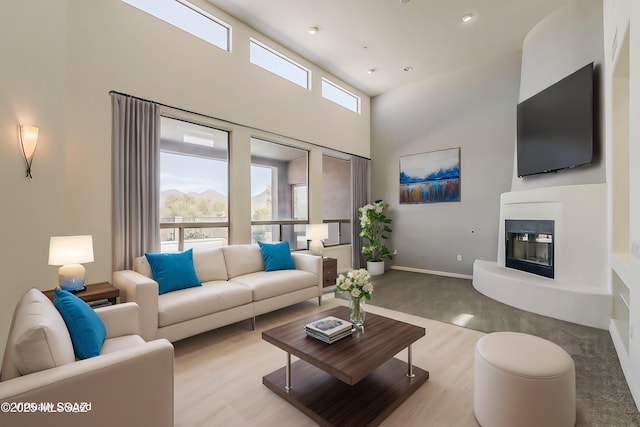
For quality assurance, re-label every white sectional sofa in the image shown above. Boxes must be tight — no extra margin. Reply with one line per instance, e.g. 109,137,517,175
113,244,322,342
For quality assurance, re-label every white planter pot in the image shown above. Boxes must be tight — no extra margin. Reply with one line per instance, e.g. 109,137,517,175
367,261,385,276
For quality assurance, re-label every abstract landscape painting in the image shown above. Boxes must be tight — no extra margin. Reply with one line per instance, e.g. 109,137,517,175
400,147,461,203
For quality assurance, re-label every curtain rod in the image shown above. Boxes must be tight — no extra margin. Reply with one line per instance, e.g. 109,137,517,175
108,90,370,161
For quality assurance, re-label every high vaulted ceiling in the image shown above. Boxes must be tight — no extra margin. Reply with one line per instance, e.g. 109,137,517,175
205,0,573,97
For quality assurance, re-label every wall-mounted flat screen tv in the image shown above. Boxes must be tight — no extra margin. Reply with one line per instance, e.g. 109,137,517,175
517,62,595,177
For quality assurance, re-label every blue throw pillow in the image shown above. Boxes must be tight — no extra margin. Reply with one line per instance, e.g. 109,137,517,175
145,249,201,295
258,241,296,272
53,289,106,359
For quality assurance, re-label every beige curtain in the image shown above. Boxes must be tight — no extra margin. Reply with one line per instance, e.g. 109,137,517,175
111,93,160,271
350,156,369,269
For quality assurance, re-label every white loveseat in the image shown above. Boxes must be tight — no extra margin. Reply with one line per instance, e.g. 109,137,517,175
113,244,322,342
0,288,174,427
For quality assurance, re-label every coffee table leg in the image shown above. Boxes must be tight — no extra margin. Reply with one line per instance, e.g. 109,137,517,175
285,353,292,392
407,345,415,378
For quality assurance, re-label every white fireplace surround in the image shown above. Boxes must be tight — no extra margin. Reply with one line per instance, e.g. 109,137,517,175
473,183,611,329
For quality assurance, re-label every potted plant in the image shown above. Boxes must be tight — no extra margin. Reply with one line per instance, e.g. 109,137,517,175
358,200,393,275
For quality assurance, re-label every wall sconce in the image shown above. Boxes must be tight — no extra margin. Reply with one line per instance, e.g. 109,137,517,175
48,235,94,291
19,125,39,178
306,224,329,257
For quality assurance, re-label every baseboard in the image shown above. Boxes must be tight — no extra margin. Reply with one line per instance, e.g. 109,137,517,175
391,265,473,280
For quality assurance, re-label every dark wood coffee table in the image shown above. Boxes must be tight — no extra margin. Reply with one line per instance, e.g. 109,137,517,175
262,306,429,426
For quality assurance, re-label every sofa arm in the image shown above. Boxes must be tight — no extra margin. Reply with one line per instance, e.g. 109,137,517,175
95,302,139,339
112,270,159,341
0,339,174,427
291,253,322,288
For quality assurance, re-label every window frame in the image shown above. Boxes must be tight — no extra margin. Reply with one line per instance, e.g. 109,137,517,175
159,115,230,252
176,0,232,52
321,154,352,247
122,0,232,52
250,38,311,90
250,137,309,248
321,78,361,113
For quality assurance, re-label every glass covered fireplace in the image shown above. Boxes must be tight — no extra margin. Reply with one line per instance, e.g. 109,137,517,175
505,219,554,279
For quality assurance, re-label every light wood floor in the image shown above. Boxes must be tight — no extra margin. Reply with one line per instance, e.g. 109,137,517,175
173,295,485,427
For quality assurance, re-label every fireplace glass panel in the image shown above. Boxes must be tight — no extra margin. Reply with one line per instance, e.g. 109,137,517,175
508,232,553,267
505,219,554,278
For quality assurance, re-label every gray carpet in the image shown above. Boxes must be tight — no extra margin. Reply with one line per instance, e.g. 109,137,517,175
334,269,639,427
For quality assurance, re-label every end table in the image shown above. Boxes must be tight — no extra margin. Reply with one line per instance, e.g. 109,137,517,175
43,282,119,306
322,257,338,288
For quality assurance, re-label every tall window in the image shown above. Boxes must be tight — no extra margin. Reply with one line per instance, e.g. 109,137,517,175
323,155,352,246
159,117,229,252
250,38,310,89
122,0,231,51
250,138,308,248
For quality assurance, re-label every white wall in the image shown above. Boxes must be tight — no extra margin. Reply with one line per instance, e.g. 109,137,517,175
0,0,369,361
370,52,521,276
603,0,640,407
473,0,609,328
0,0,70,367
511,0,605,191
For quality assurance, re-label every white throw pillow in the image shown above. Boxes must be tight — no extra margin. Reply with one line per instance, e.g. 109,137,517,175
0,288,75,380
133,255,153,279
222,245,265,279
193,248,228,282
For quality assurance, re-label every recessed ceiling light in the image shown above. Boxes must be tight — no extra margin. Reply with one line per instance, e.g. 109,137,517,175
367,69,376,75
462,13,475,23
403,66,414,72
308,26,319,35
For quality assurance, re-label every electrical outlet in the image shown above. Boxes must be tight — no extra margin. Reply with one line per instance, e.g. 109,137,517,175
393,249,398,255
457,255,462,261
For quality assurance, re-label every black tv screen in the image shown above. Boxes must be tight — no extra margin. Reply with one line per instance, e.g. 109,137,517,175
517,63,595,177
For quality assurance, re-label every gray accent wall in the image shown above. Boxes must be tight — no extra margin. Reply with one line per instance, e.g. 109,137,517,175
370,53,521,276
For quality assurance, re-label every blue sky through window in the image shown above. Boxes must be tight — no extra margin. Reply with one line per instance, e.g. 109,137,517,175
122,0,230,51
250,39,309,89
161,152,271,196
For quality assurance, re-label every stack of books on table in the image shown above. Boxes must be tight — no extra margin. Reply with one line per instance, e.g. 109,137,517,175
305,316,353,344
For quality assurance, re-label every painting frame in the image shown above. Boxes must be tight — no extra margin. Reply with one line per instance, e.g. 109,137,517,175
399,147,461,204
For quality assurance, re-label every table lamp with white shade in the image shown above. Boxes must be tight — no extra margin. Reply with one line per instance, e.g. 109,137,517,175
306,224,329,256
48,235,94,291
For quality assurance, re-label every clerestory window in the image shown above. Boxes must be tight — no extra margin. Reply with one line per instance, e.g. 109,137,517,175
122,0,231,51
322,78,360,113
250,38,310,89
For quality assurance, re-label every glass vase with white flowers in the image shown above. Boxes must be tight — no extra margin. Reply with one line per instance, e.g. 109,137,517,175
335,268,372,327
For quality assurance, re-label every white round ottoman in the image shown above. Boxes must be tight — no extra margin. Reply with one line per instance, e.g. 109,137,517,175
474,332,576,427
